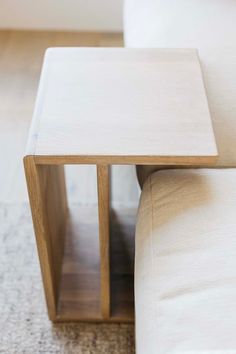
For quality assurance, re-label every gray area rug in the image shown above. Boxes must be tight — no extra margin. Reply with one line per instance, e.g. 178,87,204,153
0,203,135,353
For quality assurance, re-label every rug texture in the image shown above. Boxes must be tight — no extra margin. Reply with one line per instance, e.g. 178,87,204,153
0,203,135,354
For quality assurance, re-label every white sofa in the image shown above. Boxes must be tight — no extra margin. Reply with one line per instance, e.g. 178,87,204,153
124,1,236,353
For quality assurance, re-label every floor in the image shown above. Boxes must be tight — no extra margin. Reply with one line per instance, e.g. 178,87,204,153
0,203,135,353
0,30,140,206
0,30,137,353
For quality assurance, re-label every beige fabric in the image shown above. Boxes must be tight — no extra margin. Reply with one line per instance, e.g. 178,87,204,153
136,165,172,188
135,169,236,354
124,0,236,185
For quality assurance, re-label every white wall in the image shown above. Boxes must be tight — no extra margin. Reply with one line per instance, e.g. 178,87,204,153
65,165,140,208
0,0,123,32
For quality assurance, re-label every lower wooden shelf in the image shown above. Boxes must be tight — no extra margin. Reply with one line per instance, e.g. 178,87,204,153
56,206,136,322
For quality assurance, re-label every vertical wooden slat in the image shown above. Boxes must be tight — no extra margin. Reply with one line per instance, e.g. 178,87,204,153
97,164,110,320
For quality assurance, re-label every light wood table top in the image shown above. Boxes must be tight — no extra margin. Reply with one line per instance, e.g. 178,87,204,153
26,47,218,165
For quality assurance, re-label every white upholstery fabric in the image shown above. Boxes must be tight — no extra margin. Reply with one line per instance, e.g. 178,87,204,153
135,169,236,353
124,0,236,167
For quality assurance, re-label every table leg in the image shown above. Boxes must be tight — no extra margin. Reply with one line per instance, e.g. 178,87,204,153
24,157,68,320
97,164,110,320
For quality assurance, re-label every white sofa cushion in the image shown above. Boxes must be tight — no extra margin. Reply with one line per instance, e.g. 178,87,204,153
135,169,236,353
124,0,236,168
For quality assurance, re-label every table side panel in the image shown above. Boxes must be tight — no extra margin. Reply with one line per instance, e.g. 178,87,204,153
24,157,67,319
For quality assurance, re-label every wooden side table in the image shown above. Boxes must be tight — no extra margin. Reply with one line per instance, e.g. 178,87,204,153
24,48,218,322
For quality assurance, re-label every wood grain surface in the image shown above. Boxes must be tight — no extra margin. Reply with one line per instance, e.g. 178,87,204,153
26,47,218,164
57,206,135,322
97,165,110,320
